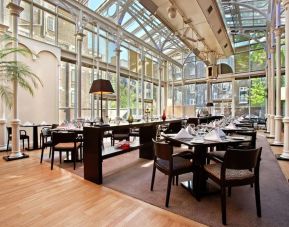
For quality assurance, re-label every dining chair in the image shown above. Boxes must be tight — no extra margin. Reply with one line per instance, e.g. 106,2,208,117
151,139,195,207
111,128,130,146
50,132,81,170
203,147,262,225
6,127,30,151
40,127,52,163
208,130,257,163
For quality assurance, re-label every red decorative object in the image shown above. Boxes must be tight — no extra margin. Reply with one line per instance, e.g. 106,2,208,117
161,110,166,121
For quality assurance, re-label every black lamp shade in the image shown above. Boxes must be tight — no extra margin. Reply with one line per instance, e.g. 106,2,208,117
206,102,214,107
89,79,114,94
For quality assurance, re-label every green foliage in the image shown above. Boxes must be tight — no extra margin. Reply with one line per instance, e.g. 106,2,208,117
249,78,266,107
0,34,43,108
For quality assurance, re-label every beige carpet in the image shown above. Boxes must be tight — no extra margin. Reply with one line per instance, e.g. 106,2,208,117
42,135,289,226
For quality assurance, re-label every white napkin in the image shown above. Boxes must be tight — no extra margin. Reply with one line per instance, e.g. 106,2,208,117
40,121,47,125
174,128,193,139
204,129,223,142
225,122,237,129
23,121,33,126
237,116,244,121
215,128,226,140
186,125,194,135
233,119,240,124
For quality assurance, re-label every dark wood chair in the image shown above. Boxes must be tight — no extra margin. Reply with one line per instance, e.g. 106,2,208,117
40,127,52,163
203,147,262,225
50,132,81,170
208,130,257,163
151,139,195,207
111,128,130,146
6,127,30,151
163,121,183,134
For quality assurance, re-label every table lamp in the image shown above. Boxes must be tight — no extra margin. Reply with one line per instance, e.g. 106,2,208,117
89,79,114,124
206,102,214,116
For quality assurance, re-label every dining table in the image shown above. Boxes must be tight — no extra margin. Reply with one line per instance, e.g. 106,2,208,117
21,123,51,150
162,133,251,199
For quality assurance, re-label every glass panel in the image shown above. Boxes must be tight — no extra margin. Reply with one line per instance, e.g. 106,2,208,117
83,30,93,57
108,40,115,65
58,18,75,51
33,7,56,45
99,36,107,62
19,1,31,37
129,50,138,72
120,46,128,68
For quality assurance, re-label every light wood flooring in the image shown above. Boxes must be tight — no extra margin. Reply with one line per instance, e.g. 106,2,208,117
0,152,205,227
1,131,289,227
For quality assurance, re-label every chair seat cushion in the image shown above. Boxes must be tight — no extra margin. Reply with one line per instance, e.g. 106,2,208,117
204,164,254,181
157,156,193,172
55,142,81,150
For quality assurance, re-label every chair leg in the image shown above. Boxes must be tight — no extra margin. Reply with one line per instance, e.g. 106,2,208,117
73,149,76,170
22,139,25,151
51,149,55,170
49,147,51,158
59,152,62,164
27,137,29,150
165,175,173,207
150,164,156,191
40,146,44,163
255,181,262,217
221,185,227,225
6,139,9,151
176,175,179,186
228,186,231,197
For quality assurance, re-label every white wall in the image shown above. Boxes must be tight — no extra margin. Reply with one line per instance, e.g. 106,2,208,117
5,36,61,146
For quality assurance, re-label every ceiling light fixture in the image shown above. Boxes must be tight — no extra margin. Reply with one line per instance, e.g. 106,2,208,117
168,5,177,19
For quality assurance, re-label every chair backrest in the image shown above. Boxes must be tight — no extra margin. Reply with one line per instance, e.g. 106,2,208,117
234,130,257,148
7,127,12,136
41,127,51,137
51,124,59,129
51,132,77,146
164,121,182,134
152,139,173,161
223,147,262,171
112,128,130,136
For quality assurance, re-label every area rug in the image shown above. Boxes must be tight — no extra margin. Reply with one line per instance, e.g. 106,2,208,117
44,135,289,226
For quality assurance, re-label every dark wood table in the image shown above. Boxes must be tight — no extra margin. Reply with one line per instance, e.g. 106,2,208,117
162,134,251,199
83,119,184,184
21,124,51,150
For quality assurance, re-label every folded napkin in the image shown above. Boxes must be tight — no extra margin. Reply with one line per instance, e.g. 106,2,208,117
233,119,240,124
204,129,223,142
225,122,237,129
23,121,33,126
215,128,226,140
40,121,47,125
174,128,193,139
237,116,244,121
186,125,195,135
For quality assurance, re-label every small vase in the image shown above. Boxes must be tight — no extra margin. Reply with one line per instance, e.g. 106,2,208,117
161,110,166,121
127,109,134,124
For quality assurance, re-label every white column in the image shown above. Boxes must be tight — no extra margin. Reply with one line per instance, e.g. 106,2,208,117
269,46,276,138
231,78,236,118
0,23,9,147
266,57,272,133
273,27,284,145
75,32,84,120
115,47,121,120
158,60,162,118
6,2,24,158
280,0,289,159
141,52,145,120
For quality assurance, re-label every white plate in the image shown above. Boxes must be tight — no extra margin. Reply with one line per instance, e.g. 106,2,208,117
191,139,204,143
227,136,245,140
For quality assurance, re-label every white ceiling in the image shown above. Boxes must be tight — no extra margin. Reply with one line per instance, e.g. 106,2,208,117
140,0,234,65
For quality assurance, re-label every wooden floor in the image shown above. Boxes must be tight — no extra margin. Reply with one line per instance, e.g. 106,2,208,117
0,152,205,227
1,131,289,227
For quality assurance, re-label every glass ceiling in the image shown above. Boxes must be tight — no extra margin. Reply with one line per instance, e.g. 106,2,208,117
77,0,188,57
75,0,285,57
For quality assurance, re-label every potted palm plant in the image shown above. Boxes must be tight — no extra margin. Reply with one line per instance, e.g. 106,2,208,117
0,33,43,160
